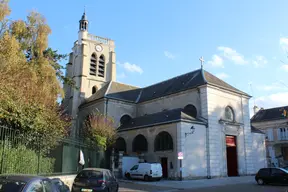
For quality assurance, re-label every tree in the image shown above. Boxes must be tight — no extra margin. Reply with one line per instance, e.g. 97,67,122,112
0,0,72,151
83,112,117,150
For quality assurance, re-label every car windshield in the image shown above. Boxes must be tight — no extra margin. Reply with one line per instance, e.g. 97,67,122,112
77,170,103,179
0,179,26,192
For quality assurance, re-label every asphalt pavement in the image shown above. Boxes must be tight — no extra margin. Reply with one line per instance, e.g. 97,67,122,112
119,182,288,192
119,182,173,192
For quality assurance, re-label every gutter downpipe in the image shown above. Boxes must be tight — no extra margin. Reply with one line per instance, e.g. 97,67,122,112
206,122,211,179
241,96,248,175
105,98,108,117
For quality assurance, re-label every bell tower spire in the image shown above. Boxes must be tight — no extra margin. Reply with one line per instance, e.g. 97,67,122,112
79,9,88,32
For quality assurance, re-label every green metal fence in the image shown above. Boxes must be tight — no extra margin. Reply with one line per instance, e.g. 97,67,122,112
0,126,106,176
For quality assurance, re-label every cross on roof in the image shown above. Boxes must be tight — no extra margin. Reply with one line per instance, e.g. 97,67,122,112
199,56,204,69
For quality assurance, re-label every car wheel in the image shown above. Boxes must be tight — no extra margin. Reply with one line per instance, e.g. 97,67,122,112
144,175,149,181
257,178,264,185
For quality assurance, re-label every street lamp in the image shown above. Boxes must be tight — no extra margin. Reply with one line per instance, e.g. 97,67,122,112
185,126,195,138
180,126,196,181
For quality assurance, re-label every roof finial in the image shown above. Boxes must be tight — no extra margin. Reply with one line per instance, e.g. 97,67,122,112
199,56,205,69
84,5,86,15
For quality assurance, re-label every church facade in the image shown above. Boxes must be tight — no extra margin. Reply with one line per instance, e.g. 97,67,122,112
62,12,267,179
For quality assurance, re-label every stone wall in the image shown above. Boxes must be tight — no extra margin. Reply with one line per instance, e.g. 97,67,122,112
251,132,267,172
136,89,201,117
203,85,254,176
178,122,207,179
118,123,178,178
106,99,137,128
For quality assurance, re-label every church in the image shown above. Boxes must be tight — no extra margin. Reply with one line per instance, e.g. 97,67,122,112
62,12,267,180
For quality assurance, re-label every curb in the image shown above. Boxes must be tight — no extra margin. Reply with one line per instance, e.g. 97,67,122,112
118,179,134,183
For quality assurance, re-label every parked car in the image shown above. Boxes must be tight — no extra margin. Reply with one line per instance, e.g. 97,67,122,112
0,174,62,191
71,168,119,192
255,167,288,185
125,162,162,181
51,178,70,192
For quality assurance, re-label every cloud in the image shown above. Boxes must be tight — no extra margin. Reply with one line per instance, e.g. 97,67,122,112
281,64,288,72
216,72,229,80
252,55,268,68
256,82,287,91
280,37,288,51
250,92,288,117
217,46,248,65
255,92,288,109
119,62,143,74
207,55,224,68
164,51,175,59
117,72,126,79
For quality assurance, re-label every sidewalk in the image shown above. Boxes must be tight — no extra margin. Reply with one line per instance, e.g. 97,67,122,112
119,176,255,190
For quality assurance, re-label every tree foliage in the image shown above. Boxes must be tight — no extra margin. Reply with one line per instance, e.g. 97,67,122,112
83,112,117,150
0,0,72,151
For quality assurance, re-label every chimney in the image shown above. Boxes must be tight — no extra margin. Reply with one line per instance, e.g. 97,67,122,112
253,105,260,115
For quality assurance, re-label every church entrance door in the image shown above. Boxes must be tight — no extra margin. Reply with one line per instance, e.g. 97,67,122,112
226,135,238,177
161,157,168,179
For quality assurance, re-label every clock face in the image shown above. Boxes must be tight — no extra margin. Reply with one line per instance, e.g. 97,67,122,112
95,45,103,52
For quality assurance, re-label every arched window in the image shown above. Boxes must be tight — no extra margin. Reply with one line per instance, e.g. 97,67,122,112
225,106,234,122
115,137,126,152
98,55,105,77
92,86,97,94
183,104,197,118
154,131,173,151
120,114,132,125
132,134,148,152
90,53,97,76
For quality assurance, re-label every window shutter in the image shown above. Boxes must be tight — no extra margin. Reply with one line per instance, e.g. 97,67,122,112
267,128,273,141
278,128,281,140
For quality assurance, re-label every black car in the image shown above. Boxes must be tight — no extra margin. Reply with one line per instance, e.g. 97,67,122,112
0,174,61,191
255,167,288,185
71,168,119,192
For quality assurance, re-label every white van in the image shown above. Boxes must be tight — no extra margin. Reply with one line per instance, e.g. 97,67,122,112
125,162,163,181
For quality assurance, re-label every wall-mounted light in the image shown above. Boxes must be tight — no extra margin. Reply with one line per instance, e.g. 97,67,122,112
185,126,195,137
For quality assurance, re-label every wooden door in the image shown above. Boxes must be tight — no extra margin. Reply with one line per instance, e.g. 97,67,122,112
161,157,168,178
226,136,238,176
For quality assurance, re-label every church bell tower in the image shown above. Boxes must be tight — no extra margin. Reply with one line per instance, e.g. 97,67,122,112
63,11,117,137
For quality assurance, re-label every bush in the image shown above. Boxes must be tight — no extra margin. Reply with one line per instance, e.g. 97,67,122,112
0,142,55,174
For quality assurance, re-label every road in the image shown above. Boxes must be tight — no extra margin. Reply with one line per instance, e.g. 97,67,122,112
119,182,288,192
119,182,172,192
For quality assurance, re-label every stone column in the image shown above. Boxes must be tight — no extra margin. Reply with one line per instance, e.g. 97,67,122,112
139,153,144,163
118,151,124,179
110,148,115,171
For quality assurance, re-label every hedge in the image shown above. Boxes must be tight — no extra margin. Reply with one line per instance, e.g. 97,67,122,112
0,143,55,174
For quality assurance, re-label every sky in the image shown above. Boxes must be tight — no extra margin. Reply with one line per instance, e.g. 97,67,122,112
8,0,288,116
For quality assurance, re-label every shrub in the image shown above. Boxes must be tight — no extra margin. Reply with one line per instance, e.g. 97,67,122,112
0,142,55,174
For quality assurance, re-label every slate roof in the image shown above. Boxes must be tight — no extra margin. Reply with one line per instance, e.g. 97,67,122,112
80,68,250,107
251,126,265,134
117,108,206,131
251,106,288,122
81,82,140,106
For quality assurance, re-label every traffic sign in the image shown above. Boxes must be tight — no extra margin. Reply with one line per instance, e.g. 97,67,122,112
178,152,183,160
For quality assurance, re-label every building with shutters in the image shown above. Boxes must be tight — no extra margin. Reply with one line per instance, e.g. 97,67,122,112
62,12,266,180
251,106,288,168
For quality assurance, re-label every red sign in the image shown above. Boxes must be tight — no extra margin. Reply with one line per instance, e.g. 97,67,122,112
226,136,236,147
178,152,183,159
